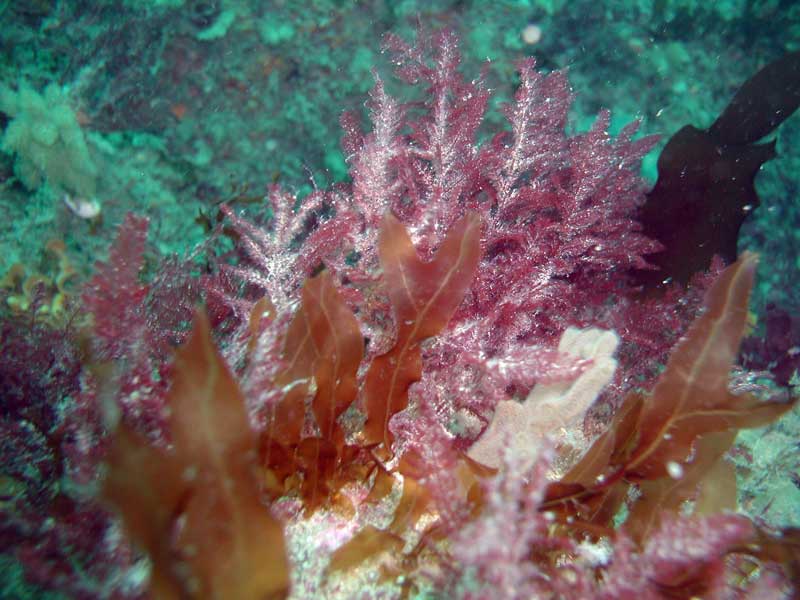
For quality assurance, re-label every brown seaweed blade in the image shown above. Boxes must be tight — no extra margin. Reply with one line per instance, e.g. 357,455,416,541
265,271,364,510
544,254,796,532
275,271,363,449
303,273,364,448
267,270,362,446
362,212,482,450
625,430,737,544
104,312,290,599
626,252,793,481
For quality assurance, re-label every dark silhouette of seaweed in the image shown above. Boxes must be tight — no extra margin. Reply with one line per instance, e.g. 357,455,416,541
637,51,800,290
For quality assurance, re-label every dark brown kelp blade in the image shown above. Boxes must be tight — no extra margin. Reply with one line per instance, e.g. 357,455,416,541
710,50,800,145
637,51,800,290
